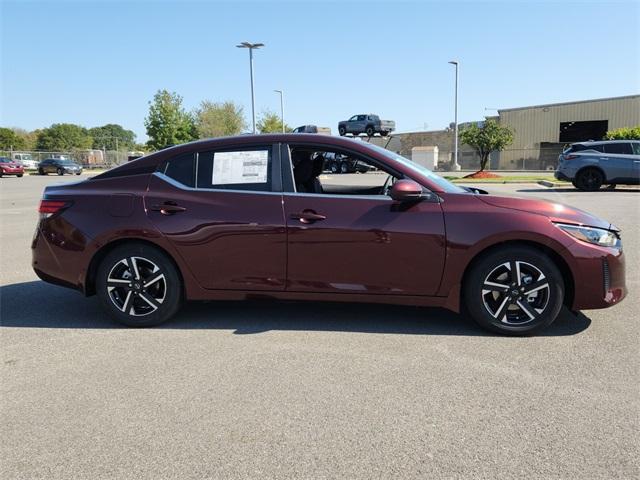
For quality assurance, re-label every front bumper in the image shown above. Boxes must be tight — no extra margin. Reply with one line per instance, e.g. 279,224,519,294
1,168,24,175
567,240,626,310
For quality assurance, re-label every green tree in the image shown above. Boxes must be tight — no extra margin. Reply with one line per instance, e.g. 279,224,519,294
36,123,93,151
195,100,247,138
459,119,514,171
144,90,196,150
11,128,38,150
89,124,136,150
257,110,292,134
0,127,26,150
604,126,640,140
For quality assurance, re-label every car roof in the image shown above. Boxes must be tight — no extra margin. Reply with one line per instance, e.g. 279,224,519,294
573,139,638,146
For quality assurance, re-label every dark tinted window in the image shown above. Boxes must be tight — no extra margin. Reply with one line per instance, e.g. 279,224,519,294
603,143,633,155
571,143,603,153
197,148,272,191
632,143,640,155
162,153,195,187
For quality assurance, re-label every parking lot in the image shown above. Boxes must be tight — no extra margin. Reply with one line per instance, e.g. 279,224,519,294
1,174,638,479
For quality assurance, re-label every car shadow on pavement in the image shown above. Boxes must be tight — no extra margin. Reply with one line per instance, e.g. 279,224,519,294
0,281,592,337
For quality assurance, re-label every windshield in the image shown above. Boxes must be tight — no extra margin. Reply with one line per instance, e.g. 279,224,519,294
364,142,466,193
59,160,76,165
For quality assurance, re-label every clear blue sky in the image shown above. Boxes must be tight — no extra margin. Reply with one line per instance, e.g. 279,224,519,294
1,0,638,141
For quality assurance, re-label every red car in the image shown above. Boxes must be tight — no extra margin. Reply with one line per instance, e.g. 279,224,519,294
0,157,25,177
32,134,626,335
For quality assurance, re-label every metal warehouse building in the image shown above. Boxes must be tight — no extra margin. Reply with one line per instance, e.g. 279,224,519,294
375,94,639,170
497,94,640,169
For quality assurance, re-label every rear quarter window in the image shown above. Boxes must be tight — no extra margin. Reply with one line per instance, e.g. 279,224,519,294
162,153,195,187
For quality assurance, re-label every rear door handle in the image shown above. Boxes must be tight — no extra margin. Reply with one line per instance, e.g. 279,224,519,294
150,201,187,215
290,210,326,224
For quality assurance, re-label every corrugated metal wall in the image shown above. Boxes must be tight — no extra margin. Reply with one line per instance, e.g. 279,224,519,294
498,95,640,167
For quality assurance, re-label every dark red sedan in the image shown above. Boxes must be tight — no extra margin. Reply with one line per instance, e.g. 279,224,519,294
32,134,626,335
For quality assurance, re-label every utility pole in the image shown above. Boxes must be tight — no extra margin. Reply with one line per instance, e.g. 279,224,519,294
274,90,284,133
236,42,265,133
448,60,461,171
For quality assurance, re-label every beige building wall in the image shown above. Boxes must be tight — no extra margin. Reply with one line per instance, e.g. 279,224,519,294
498,95,640,167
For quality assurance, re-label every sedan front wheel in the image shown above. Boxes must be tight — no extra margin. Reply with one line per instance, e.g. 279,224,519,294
463,246,564,335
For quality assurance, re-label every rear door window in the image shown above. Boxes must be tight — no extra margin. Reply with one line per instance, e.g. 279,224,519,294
603,143,633,155
196,147,273,191
632,143,640,155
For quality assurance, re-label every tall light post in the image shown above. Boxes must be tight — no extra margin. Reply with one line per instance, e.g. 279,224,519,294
236,42,264,133
448,60,461,171
273,89,284,133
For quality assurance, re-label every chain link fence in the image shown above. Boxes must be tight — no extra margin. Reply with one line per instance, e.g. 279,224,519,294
0,149,133,169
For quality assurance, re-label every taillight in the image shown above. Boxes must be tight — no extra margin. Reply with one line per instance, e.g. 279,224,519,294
564,154,577,160
38,200,70,218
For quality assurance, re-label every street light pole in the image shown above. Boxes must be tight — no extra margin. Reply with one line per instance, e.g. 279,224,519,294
236,42,265,134
274,90,284,133
448,60,460,171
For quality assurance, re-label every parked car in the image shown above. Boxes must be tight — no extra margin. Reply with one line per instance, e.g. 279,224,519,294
322,151,374,174
338,114,395,137
555,140,640,190
0,157,24,177
292,125,331,135
32,134,626,335
12,153,38,169
38,158,83,176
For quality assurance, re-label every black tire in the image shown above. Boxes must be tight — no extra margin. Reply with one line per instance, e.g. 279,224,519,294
575,168,603,191
380,130,389,137
463,246,564,336
17,174,23,178
57,168,64,176
365,126,374,136
38,168,45,175
340,162,349,174
75,172,81,175
338,126,346,136
96,243,183,327
0,172,3,178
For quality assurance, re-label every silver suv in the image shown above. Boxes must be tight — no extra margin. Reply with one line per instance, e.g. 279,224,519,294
555,140,640,190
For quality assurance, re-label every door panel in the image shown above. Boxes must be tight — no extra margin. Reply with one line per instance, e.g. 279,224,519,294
146,174,286,291
284,194,446,296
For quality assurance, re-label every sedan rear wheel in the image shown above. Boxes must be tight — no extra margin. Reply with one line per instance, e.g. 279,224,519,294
575,168,603,191
463,246,564,335
57,168,64,176
96,243,182,327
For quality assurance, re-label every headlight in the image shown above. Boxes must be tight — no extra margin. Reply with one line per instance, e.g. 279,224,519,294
555,223,621,248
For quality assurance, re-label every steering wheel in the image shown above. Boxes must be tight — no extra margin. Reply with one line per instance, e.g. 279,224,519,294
381,174,394,195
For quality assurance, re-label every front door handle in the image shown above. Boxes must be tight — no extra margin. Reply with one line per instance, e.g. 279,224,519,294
290,210,326,224
150,201,187,215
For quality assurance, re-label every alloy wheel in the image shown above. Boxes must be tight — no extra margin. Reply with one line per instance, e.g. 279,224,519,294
481,260,550,325
106,256,166,316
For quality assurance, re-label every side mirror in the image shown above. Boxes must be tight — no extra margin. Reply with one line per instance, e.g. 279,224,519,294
389,179,426,202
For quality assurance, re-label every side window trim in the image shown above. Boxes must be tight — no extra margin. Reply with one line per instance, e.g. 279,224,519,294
280,143,410,194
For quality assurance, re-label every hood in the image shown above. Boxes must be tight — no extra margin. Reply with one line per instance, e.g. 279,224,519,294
477,195,615,231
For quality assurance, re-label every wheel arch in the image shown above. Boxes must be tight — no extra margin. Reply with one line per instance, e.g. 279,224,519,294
84,238,185,297
460,239,575,309
576,164,608,183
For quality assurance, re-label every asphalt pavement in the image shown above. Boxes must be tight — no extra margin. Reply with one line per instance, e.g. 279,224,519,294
1,174,638,479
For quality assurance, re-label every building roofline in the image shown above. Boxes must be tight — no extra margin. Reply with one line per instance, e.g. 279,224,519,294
498,94,639,113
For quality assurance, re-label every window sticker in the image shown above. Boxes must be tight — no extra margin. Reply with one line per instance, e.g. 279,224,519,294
212,150,268,185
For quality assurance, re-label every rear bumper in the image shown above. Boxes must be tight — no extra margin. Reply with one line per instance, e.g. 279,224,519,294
31,216,91,293
567,241,626,310
1,168,24,175
554,170,572,182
